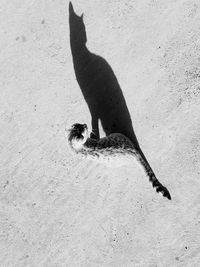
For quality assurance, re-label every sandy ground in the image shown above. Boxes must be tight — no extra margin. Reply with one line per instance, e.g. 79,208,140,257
1,0,200,266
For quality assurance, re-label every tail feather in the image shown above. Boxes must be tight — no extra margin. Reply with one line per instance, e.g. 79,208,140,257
137,149,171,200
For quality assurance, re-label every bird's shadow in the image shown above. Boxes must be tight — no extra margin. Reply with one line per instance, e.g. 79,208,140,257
69,2,139,149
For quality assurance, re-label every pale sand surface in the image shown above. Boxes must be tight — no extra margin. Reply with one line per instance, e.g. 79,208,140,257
1,0,200,266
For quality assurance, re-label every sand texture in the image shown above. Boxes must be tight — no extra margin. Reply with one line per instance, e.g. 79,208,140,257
1,0,200,266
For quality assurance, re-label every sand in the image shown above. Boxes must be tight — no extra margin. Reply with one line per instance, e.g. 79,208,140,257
1,0,200,266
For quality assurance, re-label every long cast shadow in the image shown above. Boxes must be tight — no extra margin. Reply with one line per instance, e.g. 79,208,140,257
68,2,172,200
69,2,139,149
